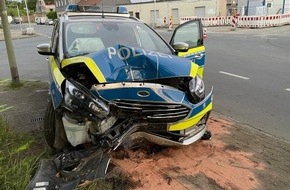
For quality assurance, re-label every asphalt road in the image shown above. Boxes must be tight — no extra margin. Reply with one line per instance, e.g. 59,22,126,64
0,24,51,81
1,24,290,142
158,26,290,142
204,27,290,142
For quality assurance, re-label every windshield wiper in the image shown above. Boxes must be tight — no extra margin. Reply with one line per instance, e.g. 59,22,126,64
67,52,90,58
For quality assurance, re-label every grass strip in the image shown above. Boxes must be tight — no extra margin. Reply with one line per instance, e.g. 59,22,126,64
0,117,47,190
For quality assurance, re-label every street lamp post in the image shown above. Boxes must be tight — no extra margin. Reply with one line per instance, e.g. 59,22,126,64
16,5,23,31
8,5,23,31
23,0,35,34
24,0,31,28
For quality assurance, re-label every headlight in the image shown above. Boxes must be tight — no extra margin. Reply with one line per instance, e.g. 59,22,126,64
189,76,205,102
64,80,109,119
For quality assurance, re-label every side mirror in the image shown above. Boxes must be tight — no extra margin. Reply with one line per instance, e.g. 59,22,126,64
37,43,54,55
172,42,189,52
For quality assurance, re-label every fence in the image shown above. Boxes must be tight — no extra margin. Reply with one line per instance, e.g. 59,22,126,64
180,13,290,28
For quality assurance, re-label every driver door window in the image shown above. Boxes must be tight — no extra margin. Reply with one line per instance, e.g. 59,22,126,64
170,19,205,77
170,20,202,48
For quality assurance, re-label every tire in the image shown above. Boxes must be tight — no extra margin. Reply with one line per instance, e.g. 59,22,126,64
44,101,70,150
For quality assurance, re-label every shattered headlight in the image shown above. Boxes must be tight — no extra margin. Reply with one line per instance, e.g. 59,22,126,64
64,80,109,119
188,76,205,102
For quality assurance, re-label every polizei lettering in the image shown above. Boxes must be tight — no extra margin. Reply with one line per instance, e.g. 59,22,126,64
107,46,172,60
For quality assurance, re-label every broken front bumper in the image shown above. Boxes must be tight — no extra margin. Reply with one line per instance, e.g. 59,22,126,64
130,88,213,146
130,123,207,146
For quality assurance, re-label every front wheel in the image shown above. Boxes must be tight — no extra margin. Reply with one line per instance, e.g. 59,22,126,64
44,101,70,150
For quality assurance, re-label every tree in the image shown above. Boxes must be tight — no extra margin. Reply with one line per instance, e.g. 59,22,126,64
25,0,37,12
6,1,26,17
7,8,18,17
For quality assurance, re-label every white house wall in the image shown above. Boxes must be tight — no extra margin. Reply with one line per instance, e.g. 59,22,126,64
123,1,224,26
237,0,290,16
266,0,290,15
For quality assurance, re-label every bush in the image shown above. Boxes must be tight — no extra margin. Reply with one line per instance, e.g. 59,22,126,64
46,11,57,20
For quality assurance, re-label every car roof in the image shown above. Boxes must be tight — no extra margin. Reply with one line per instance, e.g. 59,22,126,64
59,4,138,23
59,13,140,25
65,15,138,22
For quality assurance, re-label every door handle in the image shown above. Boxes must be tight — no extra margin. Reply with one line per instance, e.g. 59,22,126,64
194,53,204,60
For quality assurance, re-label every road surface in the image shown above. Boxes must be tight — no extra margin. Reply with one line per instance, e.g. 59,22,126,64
204,26,290,142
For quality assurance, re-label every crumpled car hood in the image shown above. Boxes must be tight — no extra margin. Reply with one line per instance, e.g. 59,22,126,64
86,45,195,82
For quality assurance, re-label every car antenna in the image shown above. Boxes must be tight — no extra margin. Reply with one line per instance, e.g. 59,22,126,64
102,4,105,18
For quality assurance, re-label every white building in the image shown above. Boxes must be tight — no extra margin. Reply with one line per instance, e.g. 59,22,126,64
237,0,290,16
121,0,227,26
53,0,289,25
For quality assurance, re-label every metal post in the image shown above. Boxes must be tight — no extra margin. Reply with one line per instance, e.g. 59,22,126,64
7,5,23,32
23,0,35,34
246,0,250,16
16,5,23,31
154,0,156,28
0,0,20,85
282,0,286,14
24,0,31,28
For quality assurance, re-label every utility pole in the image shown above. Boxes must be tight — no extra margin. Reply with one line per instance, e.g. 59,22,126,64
0,0,20,85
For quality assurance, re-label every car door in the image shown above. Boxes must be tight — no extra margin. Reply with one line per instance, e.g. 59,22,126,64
49,20,65,109
169,19,205,77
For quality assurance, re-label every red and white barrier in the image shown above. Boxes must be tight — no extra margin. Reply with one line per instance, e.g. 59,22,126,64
180,16,197,24
168,18,173,31
280,14,290,25
231,16,237,30
180,13,290,28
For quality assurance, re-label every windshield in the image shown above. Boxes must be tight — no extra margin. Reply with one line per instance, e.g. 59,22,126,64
64,20,173,58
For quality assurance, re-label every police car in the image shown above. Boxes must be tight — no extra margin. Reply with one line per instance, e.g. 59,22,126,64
36,5,213,151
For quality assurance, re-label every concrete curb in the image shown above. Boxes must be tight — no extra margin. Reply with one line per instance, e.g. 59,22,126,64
0,29,37,41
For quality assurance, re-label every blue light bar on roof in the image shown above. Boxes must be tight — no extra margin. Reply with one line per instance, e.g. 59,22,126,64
64,4,128,14
65,4,80,12
117,6,128,14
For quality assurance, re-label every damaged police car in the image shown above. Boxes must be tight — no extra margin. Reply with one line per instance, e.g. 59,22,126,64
36,5,213,151
32,5,213,189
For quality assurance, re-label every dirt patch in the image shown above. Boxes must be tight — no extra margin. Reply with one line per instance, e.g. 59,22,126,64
111,115,290,190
